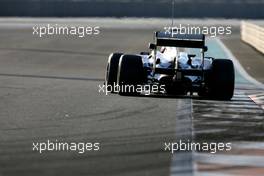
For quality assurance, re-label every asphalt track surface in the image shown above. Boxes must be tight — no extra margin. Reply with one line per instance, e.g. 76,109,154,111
0,19,263,176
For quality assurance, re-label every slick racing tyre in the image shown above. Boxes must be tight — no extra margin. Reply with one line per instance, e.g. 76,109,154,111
209,59,235,100
117,55,145,96
105,53,123,92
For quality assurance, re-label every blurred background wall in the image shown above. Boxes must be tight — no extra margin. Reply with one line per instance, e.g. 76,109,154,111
0,0,263,18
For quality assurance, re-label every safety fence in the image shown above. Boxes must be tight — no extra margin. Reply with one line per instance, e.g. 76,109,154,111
0,1,263,18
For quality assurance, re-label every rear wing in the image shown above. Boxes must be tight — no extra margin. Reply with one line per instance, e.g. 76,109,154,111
155,31,205,48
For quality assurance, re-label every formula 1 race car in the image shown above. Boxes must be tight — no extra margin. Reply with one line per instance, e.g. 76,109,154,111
105,31,235,100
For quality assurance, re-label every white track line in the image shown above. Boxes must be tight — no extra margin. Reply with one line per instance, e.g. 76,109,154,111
170,100,194,176
195,153,264,167
170,38,264,176
216,38,264,90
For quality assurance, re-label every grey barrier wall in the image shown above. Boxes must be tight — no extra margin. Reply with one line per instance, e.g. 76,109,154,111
241,21,264,54
0,0,264,18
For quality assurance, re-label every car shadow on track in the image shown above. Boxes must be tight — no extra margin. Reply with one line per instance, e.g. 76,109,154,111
117,93,235,101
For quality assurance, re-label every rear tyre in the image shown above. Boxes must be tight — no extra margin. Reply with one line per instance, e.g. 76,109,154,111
117,55,145,96
105,53,123,92
209,59,235,100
